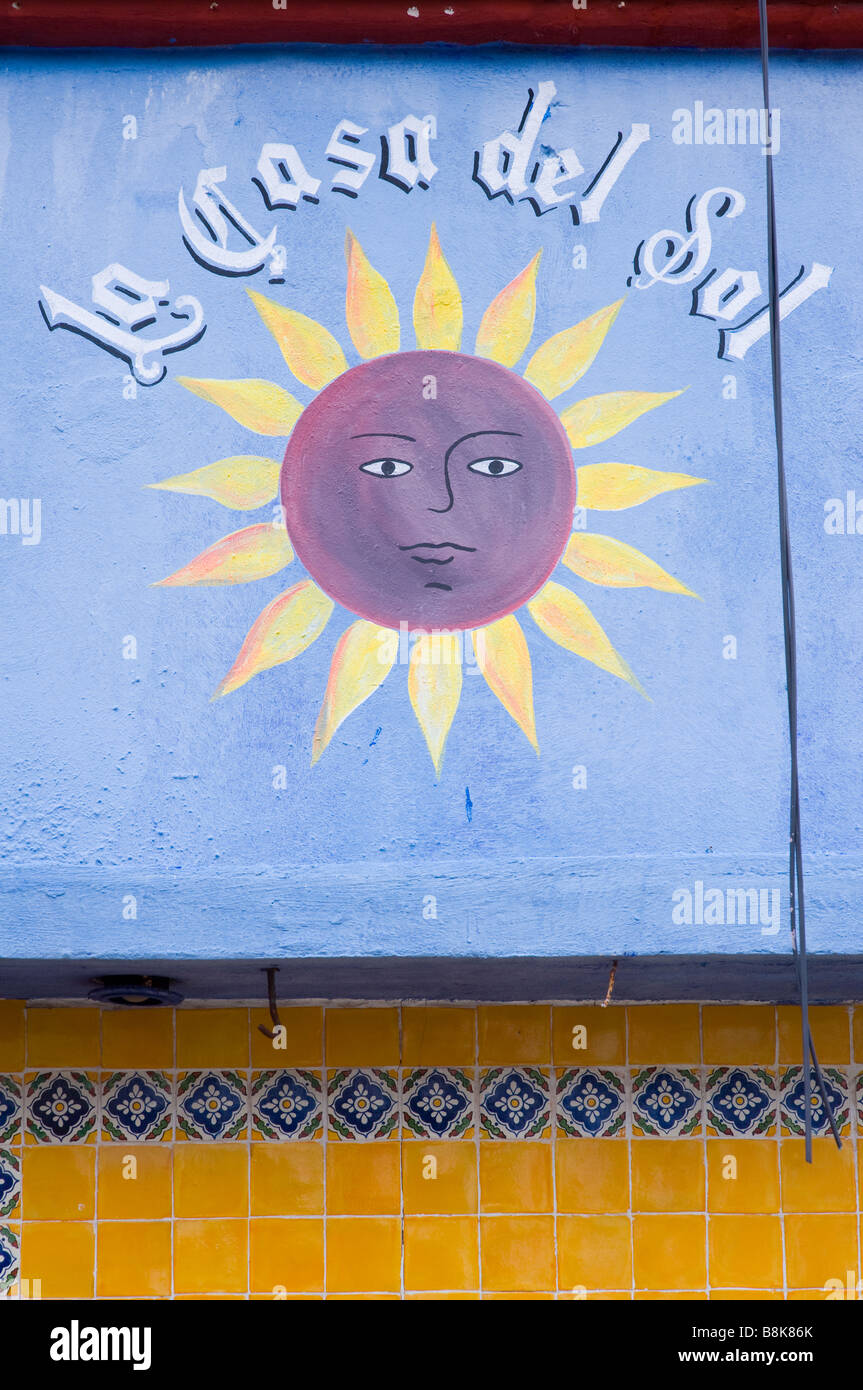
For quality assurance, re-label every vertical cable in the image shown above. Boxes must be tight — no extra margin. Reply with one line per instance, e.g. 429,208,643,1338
757,0,840,1161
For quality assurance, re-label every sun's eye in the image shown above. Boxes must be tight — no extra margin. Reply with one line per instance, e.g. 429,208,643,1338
468,457,522,477
360,457,413,478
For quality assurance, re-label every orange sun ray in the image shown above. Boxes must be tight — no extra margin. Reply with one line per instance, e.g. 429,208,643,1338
312,620,399,765
408,631,463,774
524,299,624,400
414,223,462,351
528,580,647,697
213,579,334,699
472,616,538,751
176,377,303,436
247,289,348,390
345,229,400,358
474,251,541,368
563,534,699,597
154,523,293,587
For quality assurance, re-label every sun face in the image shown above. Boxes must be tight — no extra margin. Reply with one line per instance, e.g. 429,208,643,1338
283,350,575,632
150,225,705,773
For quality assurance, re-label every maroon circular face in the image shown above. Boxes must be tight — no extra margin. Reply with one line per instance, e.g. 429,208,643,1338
281,350,575,631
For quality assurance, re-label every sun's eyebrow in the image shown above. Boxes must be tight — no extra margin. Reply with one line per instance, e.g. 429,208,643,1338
351,432,417,442
447,429,523,453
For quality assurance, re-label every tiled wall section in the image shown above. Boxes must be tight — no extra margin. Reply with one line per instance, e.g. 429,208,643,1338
1,1001,862,1300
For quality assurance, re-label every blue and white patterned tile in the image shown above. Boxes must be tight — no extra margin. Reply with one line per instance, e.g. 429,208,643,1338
327,1069,399,1140
176,1070,248,1141
706,1067,778,1136
631,1066,702,1137
0,1227,19,1294
401,1068,475,1139
0,1151,21,1219
251,1070,322,1140
480,1067,551,1139
556,1067,626,1137
101,1071,172,1142
0,1078,21,1146
780,1065,850,1137
26,1071,96,1143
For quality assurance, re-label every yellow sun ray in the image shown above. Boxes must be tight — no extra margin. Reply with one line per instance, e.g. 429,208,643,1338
408,631,463,774
576,462,706,511
177,377,303,437
527,580,647,697
345,229,400,358
561,389,685,450
147,456,280,511
213,579,334,699
311,620,398,765
474,251,541,368
523,299,624,400
414,223,462,351
154,523,293,587
563,534,699,597
247,289,348,390
472,615,538,752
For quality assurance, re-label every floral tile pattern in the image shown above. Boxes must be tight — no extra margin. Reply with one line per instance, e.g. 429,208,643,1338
26,1071,96,1144
706,1067,777,1137
402,1068,474,1139
251,1070,322,1139
0,1151,21,1219
0,1227,19,1293
328,1069,398,1140
0,1078,21,1146
631,1066,702,1137
177,1070,247,1141
480,1067,551,1139
101,1071,172,1142
780,1065,850,1137
556,1067,626,1137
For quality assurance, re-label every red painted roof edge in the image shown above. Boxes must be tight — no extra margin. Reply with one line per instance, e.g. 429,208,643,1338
1,0,861,51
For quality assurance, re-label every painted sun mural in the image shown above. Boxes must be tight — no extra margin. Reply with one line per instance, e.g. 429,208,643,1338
150,226,704,772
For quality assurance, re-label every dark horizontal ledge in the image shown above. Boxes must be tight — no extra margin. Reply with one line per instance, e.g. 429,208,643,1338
4,954,863,1003
1,0,862,50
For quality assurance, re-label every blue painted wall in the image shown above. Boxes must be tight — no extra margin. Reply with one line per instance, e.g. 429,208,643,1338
1,47,860,968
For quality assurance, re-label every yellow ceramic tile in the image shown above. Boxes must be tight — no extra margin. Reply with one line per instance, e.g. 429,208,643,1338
21,1222,94,1298
327,1141,400,1216
250,1217,324,1294
632,1140,705,1213
706,1139,780,1213
479,1141,552,1213
634,1291,707,1300
477,1006,550,1064
628,1005,700,1064
782,1137,856,1212
633,1214,707,1291
26,1007,100,1069
702,1006,775,1064
174,1144,248,1218
480,1215,555,1292
97,1145,172,1219
325,1008,399,1066
250,1006,323,1067
327,1293,401,1301
251,1142,323,1216
854,1006,863,1062
402,1007,475,1066
404,1216,479,1291
787,1288,842,1300
176,1009,249,1068
557,1215,632,1291
785,1213,858,1289
0,1001,25,1071
778,1006,850,1064
484,1291,555,1300
174,1219,248,1295
555,1138,630,1214
709,1214,782,1288
402,1141,477,1215
711,1289,783,1300
552,1005,626,1066
97,1221,171,1297
101,1009,173,1069
326,1217,401,1293
407,1292,480,1300
22,1146,95,1220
